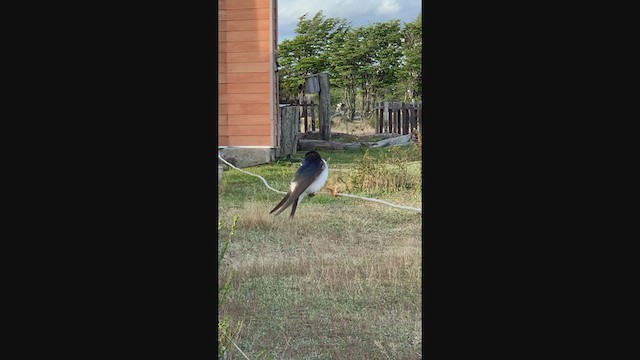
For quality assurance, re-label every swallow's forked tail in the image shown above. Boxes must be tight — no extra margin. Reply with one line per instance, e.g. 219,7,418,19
290,197,299,218
270,191,291,215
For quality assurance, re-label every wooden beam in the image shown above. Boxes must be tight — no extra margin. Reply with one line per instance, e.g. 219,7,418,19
318,73,331,140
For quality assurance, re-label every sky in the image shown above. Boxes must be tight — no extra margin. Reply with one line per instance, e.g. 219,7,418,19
277,0,422,43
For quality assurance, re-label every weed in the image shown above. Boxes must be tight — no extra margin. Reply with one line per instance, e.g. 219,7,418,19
348,146,421,194
218,217,243,360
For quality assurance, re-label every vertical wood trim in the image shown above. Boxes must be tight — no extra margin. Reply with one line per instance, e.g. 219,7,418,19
269,0,275,148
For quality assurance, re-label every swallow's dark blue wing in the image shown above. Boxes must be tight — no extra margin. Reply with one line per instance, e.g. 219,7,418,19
270,156,324,217
292,157,323,185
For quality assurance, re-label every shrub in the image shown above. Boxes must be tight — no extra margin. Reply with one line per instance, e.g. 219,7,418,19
348,146,421,194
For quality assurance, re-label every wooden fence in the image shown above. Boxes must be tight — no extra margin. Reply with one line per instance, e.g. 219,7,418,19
279,98,319,133
275,104,299,159
374,101,422,135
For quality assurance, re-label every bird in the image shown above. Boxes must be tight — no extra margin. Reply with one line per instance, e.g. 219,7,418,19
270,151,329,218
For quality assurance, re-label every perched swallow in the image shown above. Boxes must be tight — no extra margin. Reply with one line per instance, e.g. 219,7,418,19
270,151,329,218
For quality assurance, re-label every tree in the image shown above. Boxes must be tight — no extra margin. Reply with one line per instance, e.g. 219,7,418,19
362,20,403,112
328,20,403,120
277,11,422,120
400,13,422,101
277,11,349,100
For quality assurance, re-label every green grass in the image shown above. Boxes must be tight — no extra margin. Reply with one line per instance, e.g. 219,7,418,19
218,147,422,359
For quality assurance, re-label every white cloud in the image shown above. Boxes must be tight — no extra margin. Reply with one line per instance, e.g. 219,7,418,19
375,0,401,15
277,0,421,42
278,0,372,25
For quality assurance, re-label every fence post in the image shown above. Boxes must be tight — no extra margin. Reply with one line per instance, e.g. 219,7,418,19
410,102,417,133
279,105,299,158
302,98,308,133
384,101,390,133
395,103,401,134
295,99,302,133
418,103,422,134
378,102,383,133
310,100,316,132
318,73,331,140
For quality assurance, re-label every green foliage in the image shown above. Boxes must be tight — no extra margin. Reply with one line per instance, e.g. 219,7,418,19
278,11,422,108
277,11,349,100
349,146,421,194
399,13,422,101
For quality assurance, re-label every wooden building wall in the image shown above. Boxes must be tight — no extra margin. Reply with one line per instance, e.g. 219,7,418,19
219,0,278,147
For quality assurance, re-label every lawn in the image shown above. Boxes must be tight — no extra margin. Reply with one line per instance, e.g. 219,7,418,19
218,146,422,359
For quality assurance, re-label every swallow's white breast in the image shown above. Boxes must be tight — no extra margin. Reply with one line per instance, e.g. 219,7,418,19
305,159,329,194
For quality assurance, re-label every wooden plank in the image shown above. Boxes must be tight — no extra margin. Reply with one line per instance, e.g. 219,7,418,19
226,124,271,136
218,31,226,43
219,125,229,136
227,72,270,83
218,114,228,126
227,103,270,115
402,102,410,135
221,0,270,10
302,98,308,133
383,102,389,133
227,93,270,104
218,20,226,32
218,42,226,52
410,103,417,132
228,115,271,125
218,104,228,114
218,62,227,73
378,102,384,133
318,73,331,140
384,101,393,134
226,62,269,73
218,84,227,94
226,41,269,53
219,73,227,83
218,136,229,147
227,82,270,94
226,51,270,63
222,8,270,21
228,135,272,147
219,94,228,104
226,19,270,31
278,105,299,158
418,104,422,133
226,30,269,42
310,100,316,131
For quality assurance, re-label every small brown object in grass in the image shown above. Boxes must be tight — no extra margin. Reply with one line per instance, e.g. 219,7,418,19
325,185,340,197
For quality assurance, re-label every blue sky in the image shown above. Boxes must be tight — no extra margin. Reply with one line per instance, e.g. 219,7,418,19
278,0,422,43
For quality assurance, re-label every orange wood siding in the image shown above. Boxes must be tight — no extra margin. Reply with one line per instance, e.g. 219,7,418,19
228,115,272,124
221,0,270,10
226,30,270,42
227,62,270,73
220,8,270,21
227,73,270,83
227,93,271,103
219,4,228,147
219,0,274,147
226,51,270,63
226,41,270,53
226,19,270,31
227,83,270,93
226,136,272,146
